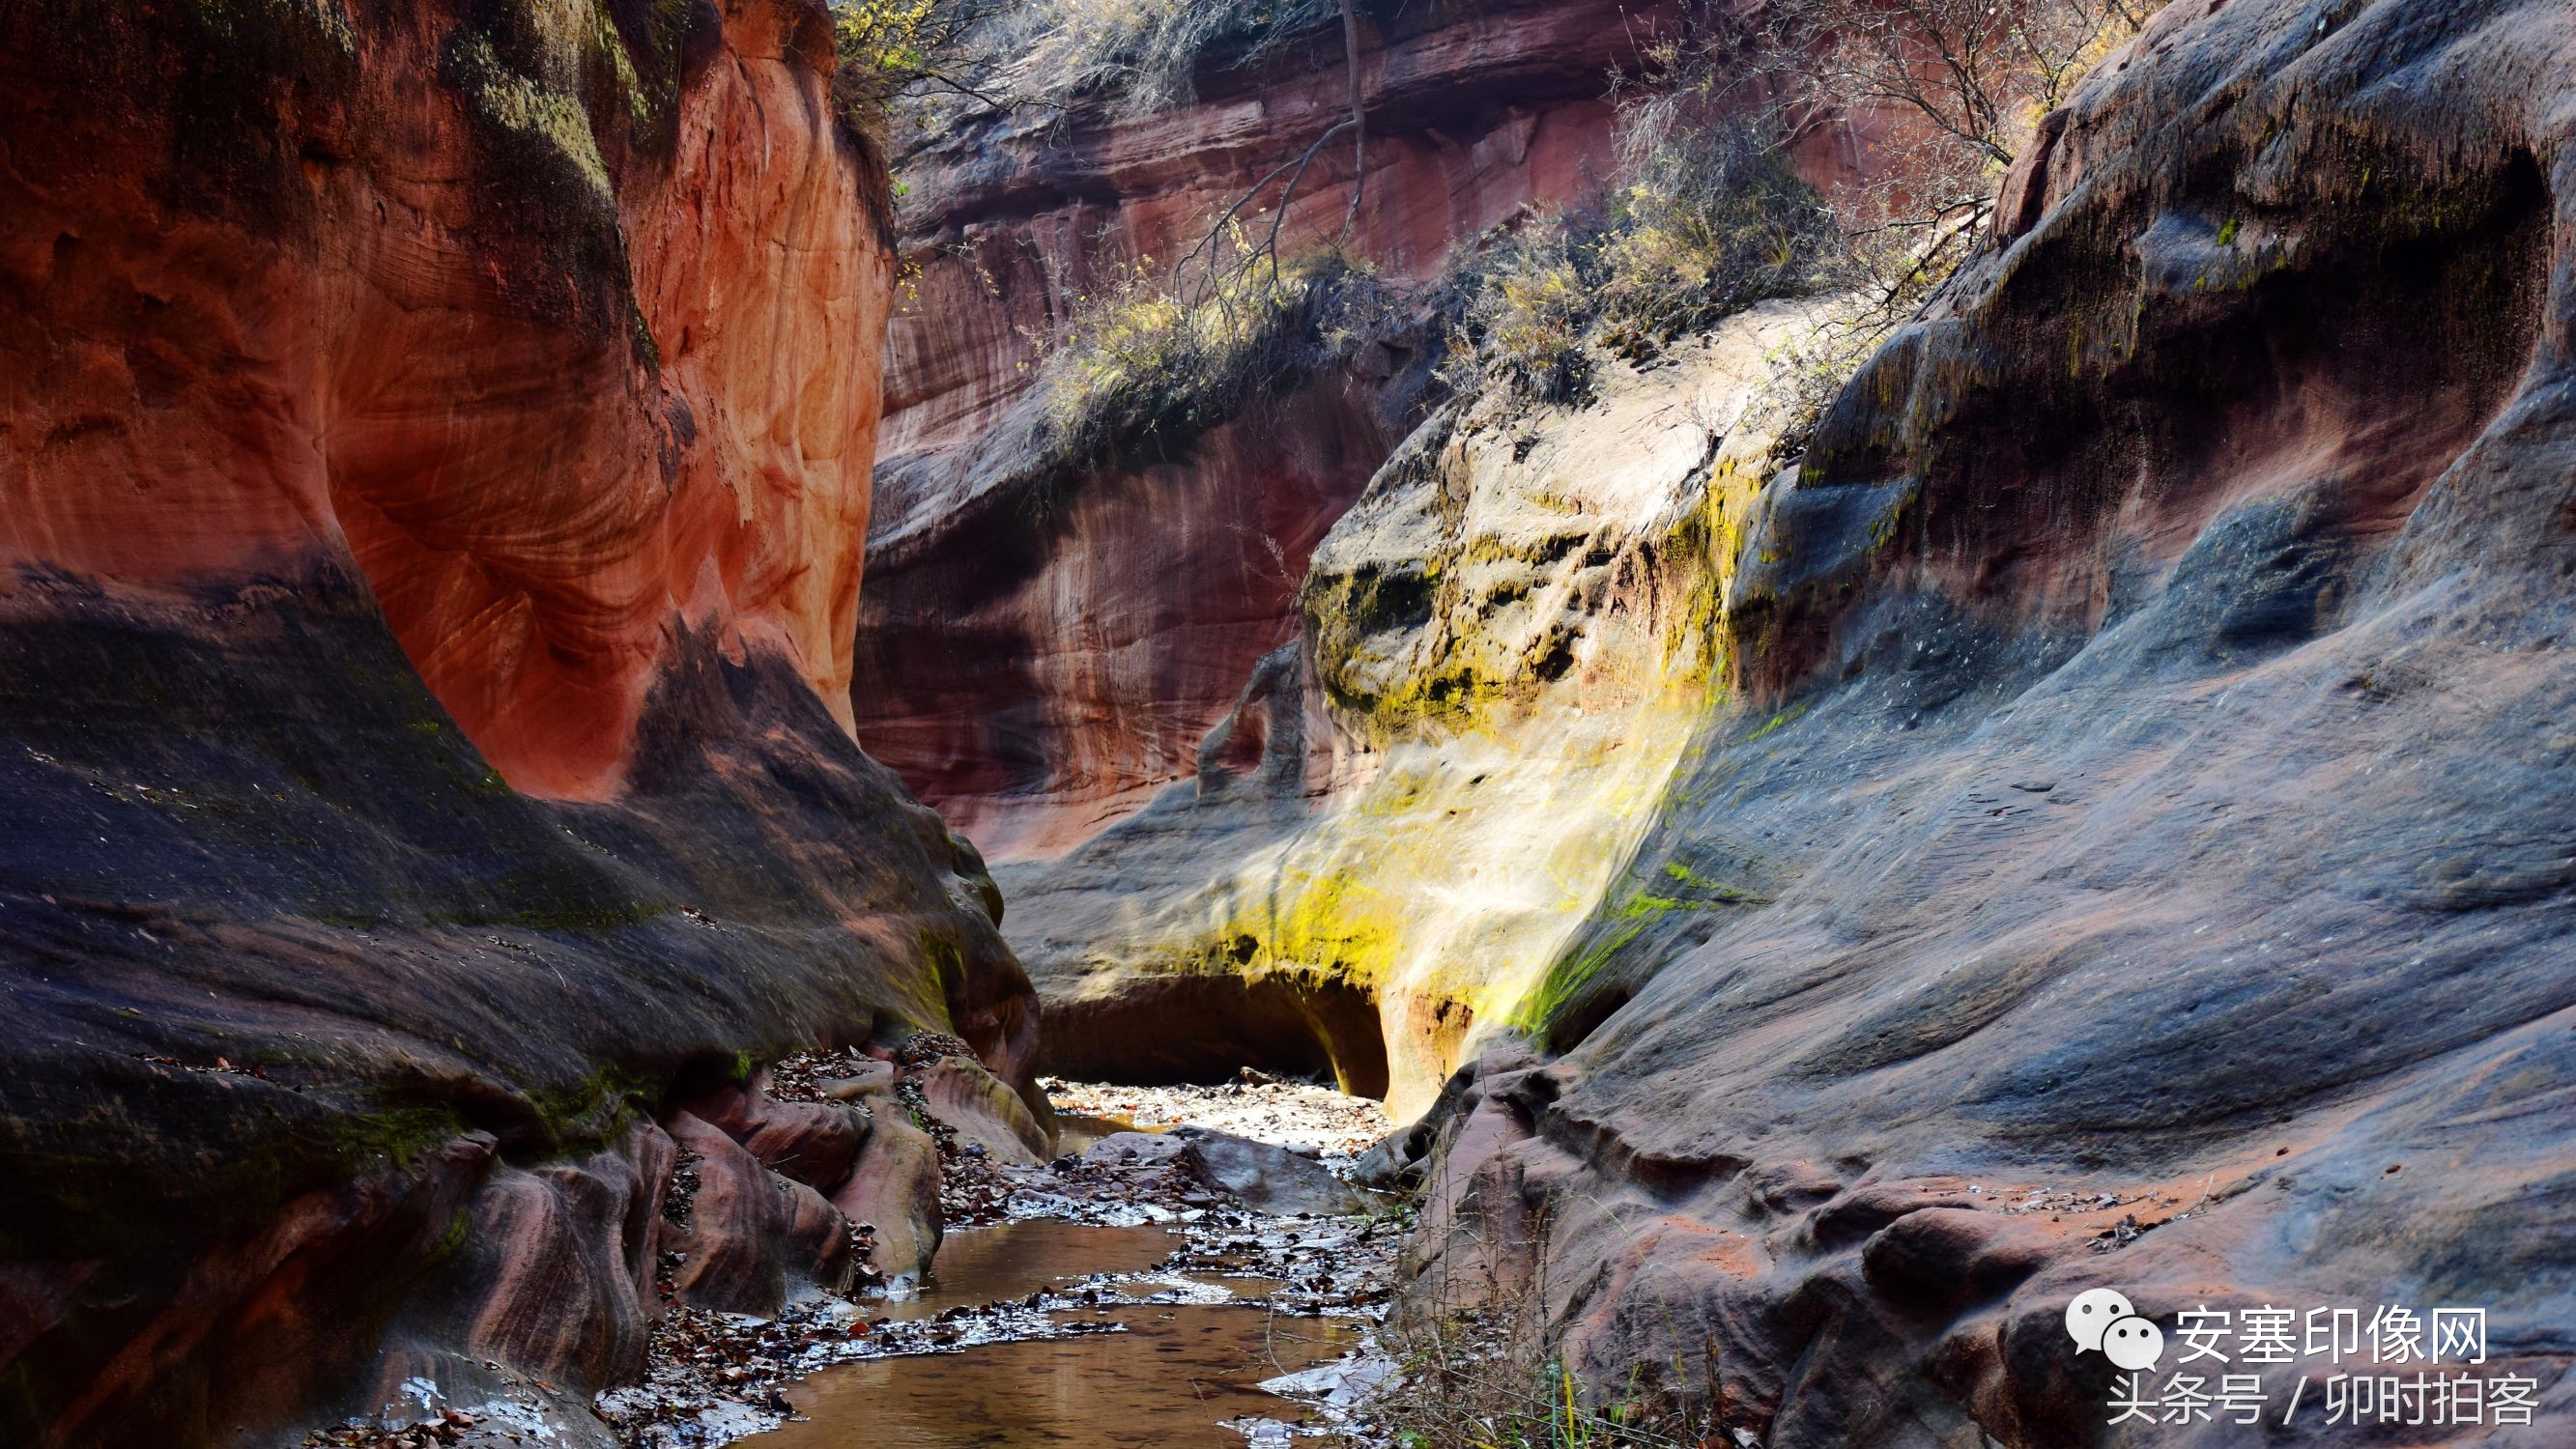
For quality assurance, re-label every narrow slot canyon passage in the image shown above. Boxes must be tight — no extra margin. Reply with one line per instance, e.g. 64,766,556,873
6,0,2571,1446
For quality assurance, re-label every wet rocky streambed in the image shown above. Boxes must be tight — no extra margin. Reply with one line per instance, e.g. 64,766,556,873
612,1074,1406,1449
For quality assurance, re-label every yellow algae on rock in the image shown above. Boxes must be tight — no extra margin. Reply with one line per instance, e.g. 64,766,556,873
1006,300,1831,1117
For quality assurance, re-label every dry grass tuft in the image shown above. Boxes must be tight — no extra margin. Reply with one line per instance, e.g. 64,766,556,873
975,232,1394,513
1333,1206,1736,1449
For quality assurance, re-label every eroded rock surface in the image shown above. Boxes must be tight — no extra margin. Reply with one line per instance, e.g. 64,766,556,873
1008,305,1824,1114
1403,0,2576,1440
0,3,1029,1443
852,0,1686,864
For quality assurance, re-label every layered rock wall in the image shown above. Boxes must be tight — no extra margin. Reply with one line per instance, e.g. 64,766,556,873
1406,0,2576,1439
1012,305,1823,1114
853,0,1683,860
0,2,1031,1442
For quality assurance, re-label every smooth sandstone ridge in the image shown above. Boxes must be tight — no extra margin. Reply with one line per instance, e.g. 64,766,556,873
1411,0,2576,1440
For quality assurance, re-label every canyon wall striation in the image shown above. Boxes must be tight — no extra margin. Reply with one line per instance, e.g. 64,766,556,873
852,0,1690,864
1401,0,2576,1440
0,1,1034,1442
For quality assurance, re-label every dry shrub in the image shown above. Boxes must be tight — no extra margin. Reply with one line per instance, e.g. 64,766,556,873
1714,0,2167,462
1437,225,1595,405
1002,233,1393,498
1749,0,2159,267
1593,98,1844,360
1438,108,1842,409
830,0,1007,135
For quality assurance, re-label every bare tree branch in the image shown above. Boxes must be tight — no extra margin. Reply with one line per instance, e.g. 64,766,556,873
1335,0,1368,245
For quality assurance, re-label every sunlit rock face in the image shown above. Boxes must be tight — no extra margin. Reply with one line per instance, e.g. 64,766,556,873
853,0,1681,862
0,2,1030,1443
3,0,887,802
1008,305,1824,1116
1406,0,2576,1442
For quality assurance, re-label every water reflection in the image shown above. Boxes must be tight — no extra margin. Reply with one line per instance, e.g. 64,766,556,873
870,1221,1180,1322
754,1218,1354,1447
760,1304,1355,1448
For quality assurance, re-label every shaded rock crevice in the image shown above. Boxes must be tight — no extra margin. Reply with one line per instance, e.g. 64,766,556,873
1038,968,1392,1099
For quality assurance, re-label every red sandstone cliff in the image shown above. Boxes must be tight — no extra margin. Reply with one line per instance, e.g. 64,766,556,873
4,0,889,802
0,2,1031,1443
853,0,1687,860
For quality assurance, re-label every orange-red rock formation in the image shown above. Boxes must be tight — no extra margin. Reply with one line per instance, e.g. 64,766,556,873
0,2,1031,1443
3,0,887,802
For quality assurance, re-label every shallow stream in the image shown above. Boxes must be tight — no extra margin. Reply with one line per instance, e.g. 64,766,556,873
761,1295,1355,1446
740,1083,1393,1448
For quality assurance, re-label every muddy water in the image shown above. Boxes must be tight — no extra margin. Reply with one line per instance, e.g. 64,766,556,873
872,1220,1180,1322
756,1219,1356,1447
761,1305,1357,1448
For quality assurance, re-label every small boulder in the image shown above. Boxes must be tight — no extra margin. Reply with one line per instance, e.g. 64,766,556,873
1174,1127,1371,1215
915,1057,1050,1166
820,1060,896,1100
672,1080,870,1194
1351,1127,1427,1192
833,1114,943,1282
666,1114,852,1315
733,1100,870,1194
